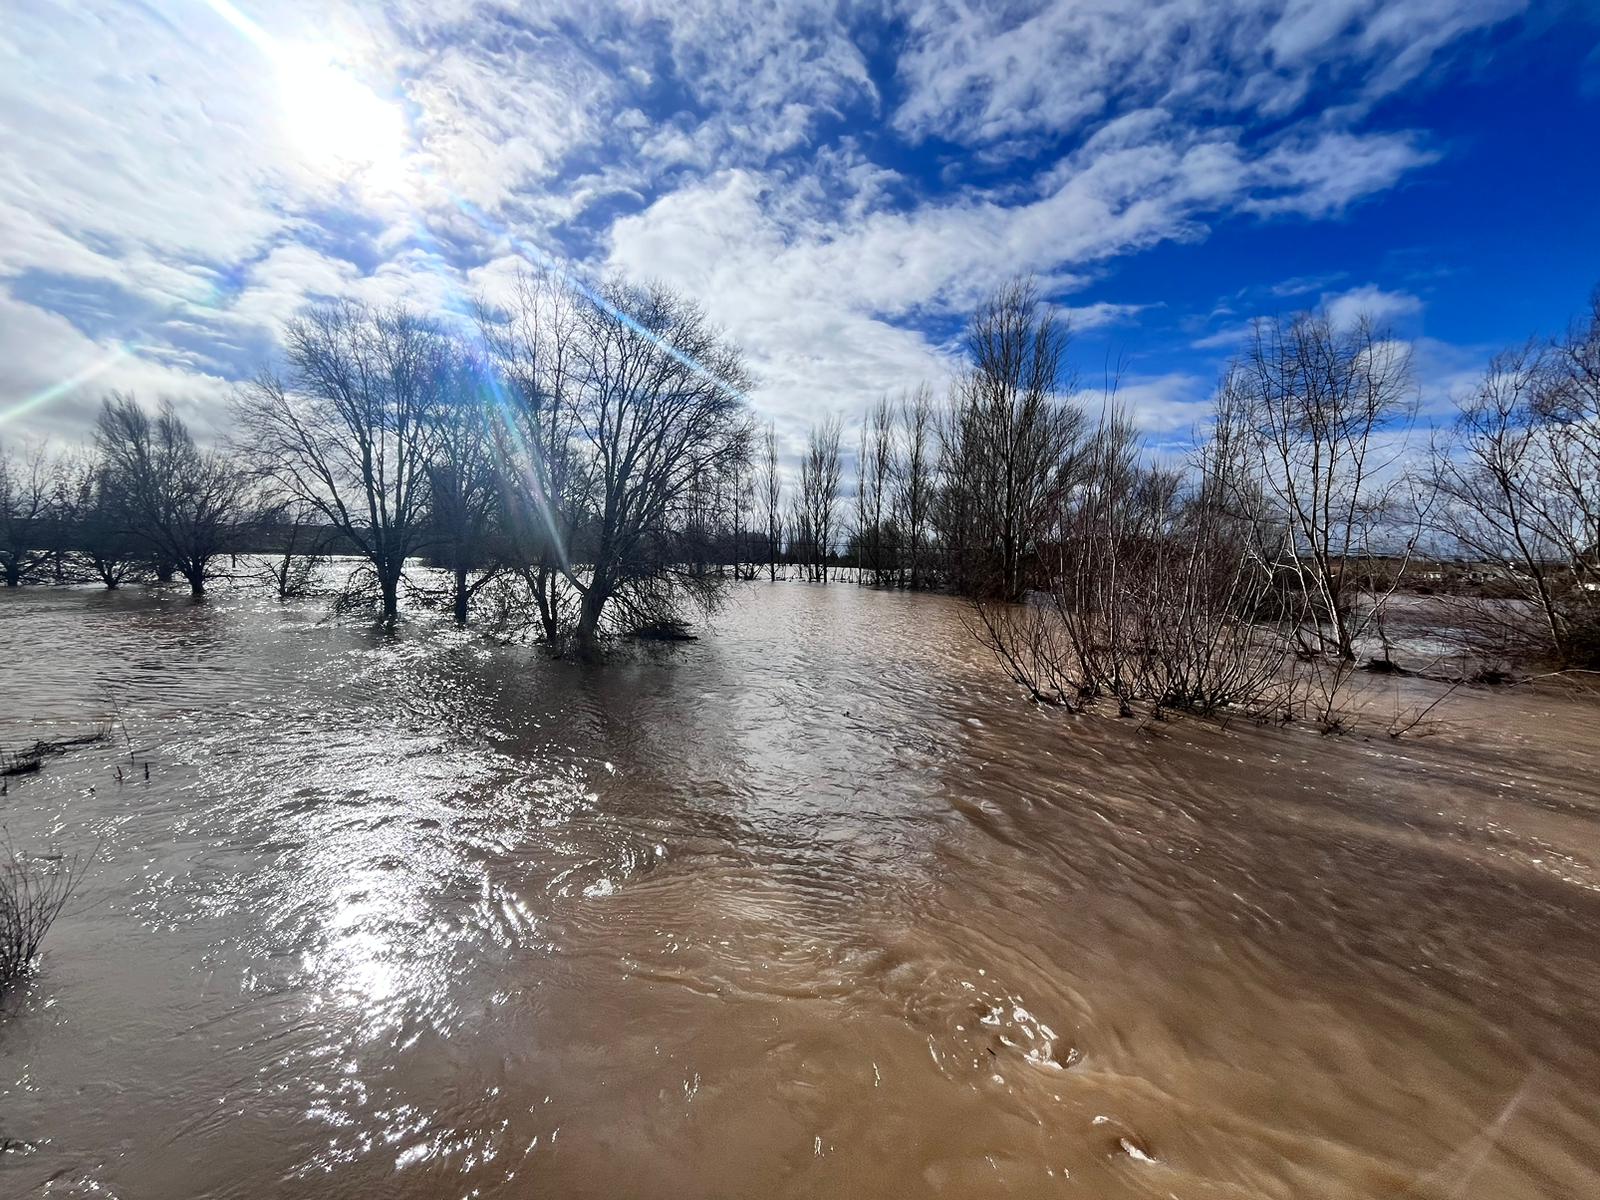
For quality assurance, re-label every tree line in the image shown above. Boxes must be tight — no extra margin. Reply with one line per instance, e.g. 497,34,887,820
777,276,1599,703
2,272,754,651
3,272,1597,672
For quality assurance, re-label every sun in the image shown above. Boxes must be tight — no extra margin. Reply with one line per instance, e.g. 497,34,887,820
271,43,406,182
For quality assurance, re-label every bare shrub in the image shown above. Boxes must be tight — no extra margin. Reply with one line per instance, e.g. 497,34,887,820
964,597,1082,708
1,842,87,995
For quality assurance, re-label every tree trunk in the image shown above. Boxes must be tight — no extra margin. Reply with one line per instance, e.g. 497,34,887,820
533,569,560,643
453,567,469,626
379,570,399,619
575,582,609,651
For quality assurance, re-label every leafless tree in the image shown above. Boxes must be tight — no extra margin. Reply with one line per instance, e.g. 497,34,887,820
893,384,936,590
1429,296,1600,665
760,423,783,581
854,397,895,585
731,457,757,580
564,279,753,648
427,349,502,625
57,453,142,588
95,394,249,598
800,416,843,582
476,269,588,643
787,488,812,581
1536,289,1600,601
238,302,446,619
0,441,58,588
257,498,330,600
940,277,1085,599
1233,313,1417,660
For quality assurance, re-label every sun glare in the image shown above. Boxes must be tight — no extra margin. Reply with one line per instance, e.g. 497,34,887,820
272,44,406,183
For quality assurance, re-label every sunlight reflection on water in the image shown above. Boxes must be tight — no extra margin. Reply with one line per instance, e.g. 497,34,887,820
1,580,1598,1198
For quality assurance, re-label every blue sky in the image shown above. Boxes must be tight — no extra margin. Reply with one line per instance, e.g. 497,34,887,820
1,0,1597,453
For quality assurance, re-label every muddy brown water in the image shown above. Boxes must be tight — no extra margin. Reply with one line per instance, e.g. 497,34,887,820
1,580,1598,1198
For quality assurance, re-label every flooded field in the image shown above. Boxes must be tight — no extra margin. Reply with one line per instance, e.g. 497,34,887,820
2,580,1598,1198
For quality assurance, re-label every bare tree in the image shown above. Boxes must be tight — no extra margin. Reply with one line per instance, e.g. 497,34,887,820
1430,297,1600,665
760,423,783,581
57,453,142,588
257,498,330,600
1429,345,1569,653
0,441,57,588
1536,289,1600,596
427,349,502,625
893,384,936,590
95,394,249,598
940,277,1084,599
1234,313,1416,660
238,302,445,619
476,269,588,643
854,397,895,586
564,280,753,648
787,482,812,581
853,415,869,585
801,416,843,583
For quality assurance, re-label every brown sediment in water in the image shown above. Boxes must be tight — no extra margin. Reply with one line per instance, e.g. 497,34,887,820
1,581,1598,1198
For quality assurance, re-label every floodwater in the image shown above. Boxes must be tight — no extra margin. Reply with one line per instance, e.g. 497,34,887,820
2,580,1598,1199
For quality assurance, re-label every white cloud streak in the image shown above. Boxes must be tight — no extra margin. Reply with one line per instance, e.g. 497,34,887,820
0,0,1526,444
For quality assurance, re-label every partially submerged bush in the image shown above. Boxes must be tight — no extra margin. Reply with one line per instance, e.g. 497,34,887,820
1,843,86,995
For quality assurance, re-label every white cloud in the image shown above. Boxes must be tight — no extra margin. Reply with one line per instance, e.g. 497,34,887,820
0,292,232,442
1191,282,1425,350
1072,372,1215,438
1322,284,1423,330
0,0,1525,448
891,0,1525,151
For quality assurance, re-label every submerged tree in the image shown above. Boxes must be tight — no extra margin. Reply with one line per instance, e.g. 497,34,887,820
257,498,331,600
799,416,842,582
1430,296,1600,664
477,269,588,642
239,302,445,619
0,441,57,588
564,280,753,646
853,397,895,586
940,277,1084,600
427,350,502,625
95,394,249,597
1234,313,1416,661
760,423,783,581
893,384,936,590
57,453,142,588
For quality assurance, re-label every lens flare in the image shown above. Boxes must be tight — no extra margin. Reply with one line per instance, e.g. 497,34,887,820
0,346,127,427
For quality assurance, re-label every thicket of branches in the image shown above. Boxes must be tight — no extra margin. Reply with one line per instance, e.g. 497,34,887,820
3,271,755,652
4,271,1597,677
810,277,1599,711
